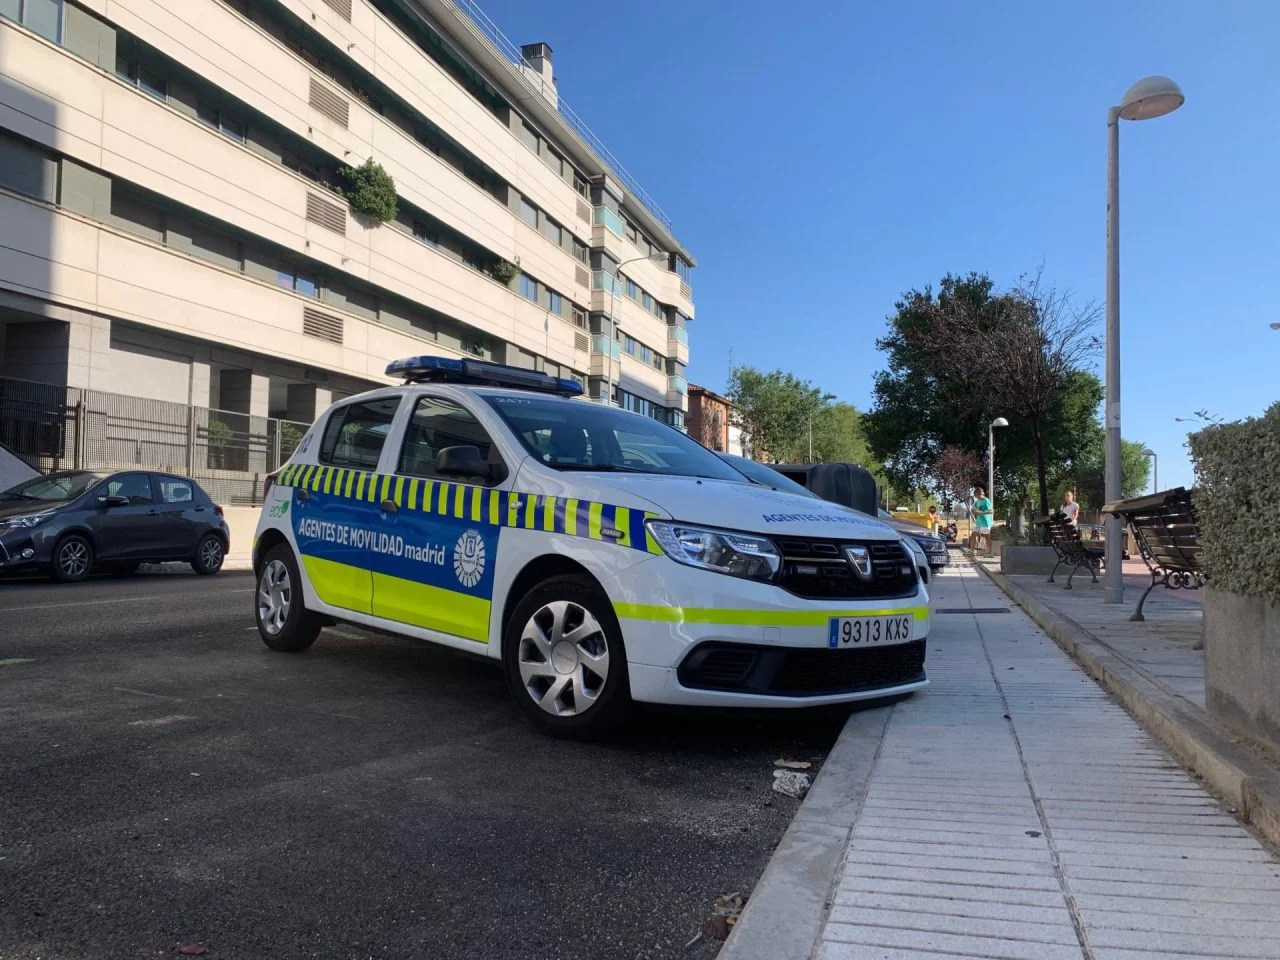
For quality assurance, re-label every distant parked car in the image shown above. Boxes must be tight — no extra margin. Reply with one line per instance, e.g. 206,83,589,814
0,470,230,581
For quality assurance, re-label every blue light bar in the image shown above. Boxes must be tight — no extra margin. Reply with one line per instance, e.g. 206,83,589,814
386,355,584,397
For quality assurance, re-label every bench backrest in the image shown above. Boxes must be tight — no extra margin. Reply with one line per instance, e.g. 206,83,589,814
1033,512,1096,561
1105,489,1201,573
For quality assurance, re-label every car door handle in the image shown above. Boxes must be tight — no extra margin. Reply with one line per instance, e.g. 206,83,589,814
380,499,399,514
296,488,310,502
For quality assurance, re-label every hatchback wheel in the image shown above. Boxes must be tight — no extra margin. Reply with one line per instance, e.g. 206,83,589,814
192,534,225,575
256,544,322,652
52,534,94,583
503,575,630,739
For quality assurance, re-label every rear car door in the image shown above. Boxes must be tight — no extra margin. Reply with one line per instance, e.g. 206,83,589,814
91,473,161,560
374,393,509,643
152,476,207,559
292,395,402,615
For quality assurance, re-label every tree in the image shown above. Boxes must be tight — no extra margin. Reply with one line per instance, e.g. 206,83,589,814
727,366,824,463
931,445,983,510
811,402,874,466
339,158,398,223
1059,437,1152,509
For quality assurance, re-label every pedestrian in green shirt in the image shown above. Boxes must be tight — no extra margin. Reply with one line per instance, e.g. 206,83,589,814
972,487,993,553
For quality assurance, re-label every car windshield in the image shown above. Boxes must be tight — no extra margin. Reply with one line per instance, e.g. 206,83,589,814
718,454,817,498
0,471,103,502
485,394,747,481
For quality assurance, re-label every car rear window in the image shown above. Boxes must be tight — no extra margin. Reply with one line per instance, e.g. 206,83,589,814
319,397,400,469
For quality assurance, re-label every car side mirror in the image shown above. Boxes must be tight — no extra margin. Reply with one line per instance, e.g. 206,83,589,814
435,445,493,482
99,494,129,508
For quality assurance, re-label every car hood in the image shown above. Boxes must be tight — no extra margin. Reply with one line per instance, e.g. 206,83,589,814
885,517,935,538
587,475,902,541
0,499,69,522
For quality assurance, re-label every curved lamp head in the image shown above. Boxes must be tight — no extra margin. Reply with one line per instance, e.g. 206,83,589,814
991,417,1009,428
1142,448,1156,457
1119,76,1185,121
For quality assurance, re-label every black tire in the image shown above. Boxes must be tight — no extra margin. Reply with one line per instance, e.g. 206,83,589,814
191,533,226,575
51,534,94,583
255,544,322,652
502,574,631,740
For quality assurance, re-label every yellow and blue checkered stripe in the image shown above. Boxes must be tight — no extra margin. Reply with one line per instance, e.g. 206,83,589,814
276,463,664,555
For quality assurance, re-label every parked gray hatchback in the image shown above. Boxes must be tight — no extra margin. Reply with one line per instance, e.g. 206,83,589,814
0,470,230,581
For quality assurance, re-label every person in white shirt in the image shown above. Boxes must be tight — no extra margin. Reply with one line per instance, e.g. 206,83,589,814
1061,490,1080,529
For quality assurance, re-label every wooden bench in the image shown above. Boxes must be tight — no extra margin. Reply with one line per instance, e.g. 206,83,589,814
1033,512,1105,589
1102,487,1204,622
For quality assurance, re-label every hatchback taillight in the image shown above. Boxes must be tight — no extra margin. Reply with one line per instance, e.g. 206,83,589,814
214,504,225,518
263,470,279,500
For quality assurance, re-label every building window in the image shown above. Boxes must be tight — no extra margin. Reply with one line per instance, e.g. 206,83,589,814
571,305,587,329
277,264,318,298
573,238,588,264
520,119,539,152
413,221,439,247
541,215,561,245
573,172,589,198
676,256,693,284
548,291,563,316
651,352,664,370
625,278,638,301
197,102,246,143
641,292,654,312
120,61,168,101
519,196,538,228
519,273,538,302
2,0,59,41
625,220,638,244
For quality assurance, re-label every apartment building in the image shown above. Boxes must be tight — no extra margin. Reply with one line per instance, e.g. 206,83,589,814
0,0,695,433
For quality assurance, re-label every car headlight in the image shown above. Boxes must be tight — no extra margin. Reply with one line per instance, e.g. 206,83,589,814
902,536,928,565
0,511,53,529
646,521,781,582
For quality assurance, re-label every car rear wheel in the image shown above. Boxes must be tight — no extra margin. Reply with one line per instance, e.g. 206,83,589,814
52,534,93,583
503,575,630,740
191,534,225,575
256,544,321,652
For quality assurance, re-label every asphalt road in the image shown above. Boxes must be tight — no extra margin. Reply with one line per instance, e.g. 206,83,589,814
0,571,847,960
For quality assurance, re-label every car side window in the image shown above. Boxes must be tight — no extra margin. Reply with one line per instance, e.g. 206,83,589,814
397,396,497,480
158,478,194,503
106,473,153,505
319,397,401,469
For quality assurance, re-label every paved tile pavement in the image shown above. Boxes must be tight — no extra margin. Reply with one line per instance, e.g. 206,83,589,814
996,559,1206,707
817,560,1280,960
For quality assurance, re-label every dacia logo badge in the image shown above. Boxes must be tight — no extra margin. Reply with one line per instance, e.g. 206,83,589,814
843,545,874,581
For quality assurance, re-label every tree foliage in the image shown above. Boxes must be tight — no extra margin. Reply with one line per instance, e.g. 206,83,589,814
727,367,824,463
340,158,398,223
931,445,983,510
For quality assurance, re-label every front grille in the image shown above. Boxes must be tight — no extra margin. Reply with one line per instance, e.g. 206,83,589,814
776,537,917,600
678,640,926,697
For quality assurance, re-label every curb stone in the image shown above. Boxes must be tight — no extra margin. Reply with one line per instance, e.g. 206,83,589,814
979,562,1280,850
717,704,893,960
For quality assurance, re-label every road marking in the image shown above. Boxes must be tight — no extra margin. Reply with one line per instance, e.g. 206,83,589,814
0,658,34,667
128,714,194,727
5,588,252,613
113,686,183,702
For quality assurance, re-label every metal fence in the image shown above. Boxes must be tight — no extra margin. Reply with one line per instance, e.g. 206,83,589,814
0,377,311,506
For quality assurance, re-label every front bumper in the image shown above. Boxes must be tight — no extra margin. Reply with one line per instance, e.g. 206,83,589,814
0,531,48,570
606,556,930,708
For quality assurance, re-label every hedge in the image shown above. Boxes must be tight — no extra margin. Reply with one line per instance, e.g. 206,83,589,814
1188,401,1280,607
340,159,398,223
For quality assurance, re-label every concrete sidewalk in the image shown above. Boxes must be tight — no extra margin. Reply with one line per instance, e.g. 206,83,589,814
723,561,1280,960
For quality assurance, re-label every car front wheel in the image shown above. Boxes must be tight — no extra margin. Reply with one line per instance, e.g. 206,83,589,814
256,544,322,652
52,534,94,582
503,575,631,740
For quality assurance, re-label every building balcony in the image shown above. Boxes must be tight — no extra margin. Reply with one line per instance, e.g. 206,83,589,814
667,375,688,406
667,325,690,364
592,205,625,238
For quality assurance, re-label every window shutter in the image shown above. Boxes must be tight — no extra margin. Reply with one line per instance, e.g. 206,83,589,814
303,307,344,344
574,332,589,353
319,0,353,20
306,192,347,234
576,200,591,224
574,266,589,289
308,78,349,128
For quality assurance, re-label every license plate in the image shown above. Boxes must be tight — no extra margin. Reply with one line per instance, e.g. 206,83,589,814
828,615,913,649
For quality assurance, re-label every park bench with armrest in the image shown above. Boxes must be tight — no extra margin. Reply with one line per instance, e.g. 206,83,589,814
1102,487,1204,623
1034,512,1105,589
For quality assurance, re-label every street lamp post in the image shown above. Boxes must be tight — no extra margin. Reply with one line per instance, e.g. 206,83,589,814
605,251,668,406
988,416,1008,525
807,393,837,463
1104,75,1185,603
1142,448,1158,493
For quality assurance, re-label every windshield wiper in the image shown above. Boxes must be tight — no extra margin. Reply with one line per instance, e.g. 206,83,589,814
549,463,650,473
1,492,38,501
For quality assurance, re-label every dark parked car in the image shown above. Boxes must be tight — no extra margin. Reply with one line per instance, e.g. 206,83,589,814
0,470,230,581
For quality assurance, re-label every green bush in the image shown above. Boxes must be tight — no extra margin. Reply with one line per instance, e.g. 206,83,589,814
1188,401,1280,607
487,259,518,286
339,158,398,223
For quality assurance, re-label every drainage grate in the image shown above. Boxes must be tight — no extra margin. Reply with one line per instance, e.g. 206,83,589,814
934,607,1011,614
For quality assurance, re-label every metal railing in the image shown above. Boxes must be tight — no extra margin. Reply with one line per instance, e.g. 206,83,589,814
0,377,310,506
452,0,674,231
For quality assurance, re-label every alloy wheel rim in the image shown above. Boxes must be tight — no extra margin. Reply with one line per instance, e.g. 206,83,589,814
60,540,88,577
258,560,291,635
201,538,223,569
517,600,610,717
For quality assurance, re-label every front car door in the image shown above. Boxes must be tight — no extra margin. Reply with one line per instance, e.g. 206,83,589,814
371,393,509,644
292,395,403,615
90,472,161,560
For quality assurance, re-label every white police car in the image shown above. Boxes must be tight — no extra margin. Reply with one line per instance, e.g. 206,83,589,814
252,356,930,738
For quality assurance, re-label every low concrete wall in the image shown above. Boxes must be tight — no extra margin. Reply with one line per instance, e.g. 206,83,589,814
1000,545,1058,576
223,506,260,561
1205,587,1280,756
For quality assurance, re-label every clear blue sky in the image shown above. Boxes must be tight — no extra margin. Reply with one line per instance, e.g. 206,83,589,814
479,0,1278,490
